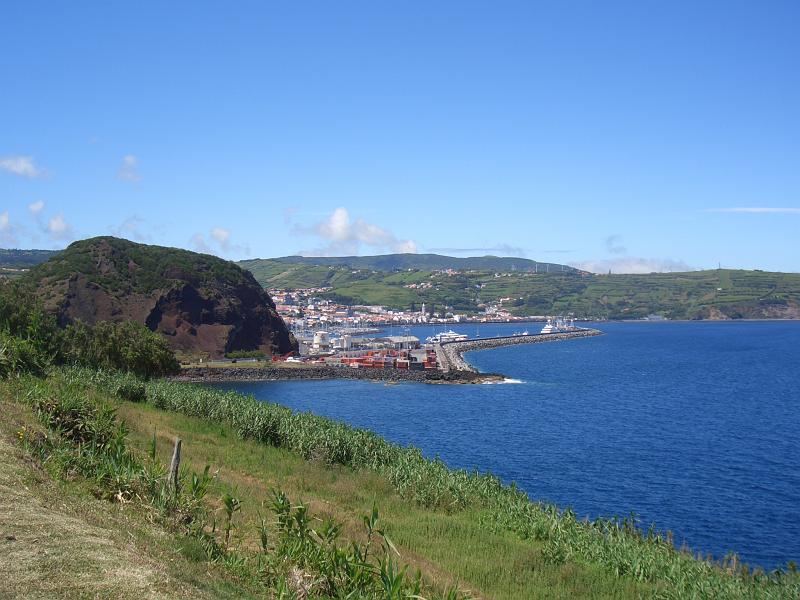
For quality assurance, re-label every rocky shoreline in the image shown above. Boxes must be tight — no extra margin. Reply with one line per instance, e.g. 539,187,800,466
172,365,504,385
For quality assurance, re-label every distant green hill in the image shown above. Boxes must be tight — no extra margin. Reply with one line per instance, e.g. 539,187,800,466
0,248,60,273
246,253,580,273
239,256,800,320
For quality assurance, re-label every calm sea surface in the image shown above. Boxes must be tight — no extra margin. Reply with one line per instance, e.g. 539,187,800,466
213,321,800,569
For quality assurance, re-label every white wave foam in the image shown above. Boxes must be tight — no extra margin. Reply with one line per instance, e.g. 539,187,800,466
482,378,524,385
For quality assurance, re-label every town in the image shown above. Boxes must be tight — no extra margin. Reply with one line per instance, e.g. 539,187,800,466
265,286,575,370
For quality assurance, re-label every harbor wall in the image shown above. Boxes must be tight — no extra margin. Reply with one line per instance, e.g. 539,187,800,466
437,329,603,372
173,365,498,384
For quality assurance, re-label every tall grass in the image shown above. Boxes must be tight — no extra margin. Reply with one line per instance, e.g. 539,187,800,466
69,368,800,598
10,370,473,600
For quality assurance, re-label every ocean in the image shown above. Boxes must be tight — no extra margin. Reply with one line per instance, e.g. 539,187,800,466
213,320,800,569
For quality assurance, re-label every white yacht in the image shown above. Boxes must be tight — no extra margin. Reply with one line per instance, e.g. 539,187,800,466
426,330,469,344
540,319,556,334
540,317,576,334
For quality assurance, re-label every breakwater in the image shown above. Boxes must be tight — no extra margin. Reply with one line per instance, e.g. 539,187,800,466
173,365,502,384
438,328,603,372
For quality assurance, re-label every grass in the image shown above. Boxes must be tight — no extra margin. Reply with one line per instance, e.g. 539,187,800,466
242,258,800,319
0,402,260,599
3,368,799,598
0,371,478,598
115,400,648,598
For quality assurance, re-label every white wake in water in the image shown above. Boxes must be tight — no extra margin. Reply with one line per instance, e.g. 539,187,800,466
483,378,524,384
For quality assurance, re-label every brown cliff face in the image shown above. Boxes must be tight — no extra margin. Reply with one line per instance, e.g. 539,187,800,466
27,237,297,359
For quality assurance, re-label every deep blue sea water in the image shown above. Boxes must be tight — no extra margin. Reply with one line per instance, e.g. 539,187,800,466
214,321,800,569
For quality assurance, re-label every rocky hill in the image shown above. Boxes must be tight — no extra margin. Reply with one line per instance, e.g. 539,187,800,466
23,237,297,359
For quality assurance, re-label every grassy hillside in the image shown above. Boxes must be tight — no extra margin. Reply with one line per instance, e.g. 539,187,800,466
2,369,797,598
241,258,800,319
0,248,59,269
0,248,60,279
246,253,580,273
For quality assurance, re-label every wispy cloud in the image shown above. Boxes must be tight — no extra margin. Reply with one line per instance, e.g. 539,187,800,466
569,257,693,274
46,213,73,241
705,207,800,214
190,227,250,256
0,156,45,178
28,200,45,216
110,215,151,242
604,234,627,255
117,154,141,182
426,244,527,257
211,227,231,249
190,233,211,254
0,211,20,246
295,207,417,256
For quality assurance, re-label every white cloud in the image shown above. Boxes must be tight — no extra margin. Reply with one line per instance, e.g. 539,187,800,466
47,213,73,240
117,154,141,182
28,200,45,216
190,233,212,253
211,227,230,248
569,257,693,274
297,207,418,256
705,207,800,214
0,156,45,178
190,227,249,256
0,211,18,246
110,215,151,242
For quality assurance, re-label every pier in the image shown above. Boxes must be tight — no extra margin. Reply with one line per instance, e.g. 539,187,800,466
436,329,603,372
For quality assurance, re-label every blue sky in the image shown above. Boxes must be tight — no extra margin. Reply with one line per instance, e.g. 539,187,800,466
1,1,798,273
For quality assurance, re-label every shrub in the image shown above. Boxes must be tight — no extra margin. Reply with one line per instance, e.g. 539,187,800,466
60,320,180,378
0,331,48,377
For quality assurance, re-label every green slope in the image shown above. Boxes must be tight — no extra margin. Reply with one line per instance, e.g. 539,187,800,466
0,249,60,278
243,253,580,273
240,258,800,320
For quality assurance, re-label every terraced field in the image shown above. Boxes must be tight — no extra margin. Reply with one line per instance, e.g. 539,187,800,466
241,257,800,320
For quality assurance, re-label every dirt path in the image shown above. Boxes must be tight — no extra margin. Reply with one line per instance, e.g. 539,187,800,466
0,432,206,599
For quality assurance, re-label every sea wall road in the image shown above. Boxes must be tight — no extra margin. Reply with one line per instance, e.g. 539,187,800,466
437,329,603,372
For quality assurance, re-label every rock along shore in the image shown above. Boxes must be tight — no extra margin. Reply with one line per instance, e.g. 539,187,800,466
172,365,503,385
437,328,603,372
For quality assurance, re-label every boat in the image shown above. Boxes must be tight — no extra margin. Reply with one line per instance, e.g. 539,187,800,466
425,330,469,344
512,330,530,336
540,317,577,334
540,319,556,334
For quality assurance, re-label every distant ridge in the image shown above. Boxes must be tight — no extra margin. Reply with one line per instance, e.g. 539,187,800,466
248,253,581,273
0,248,60,270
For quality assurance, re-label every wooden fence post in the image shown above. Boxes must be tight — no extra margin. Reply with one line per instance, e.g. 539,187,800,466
168,438,182,495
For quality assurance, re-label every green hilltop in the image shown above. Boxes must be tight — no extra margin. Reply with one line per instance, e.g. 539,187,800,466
239,256,800,320
249,253,581,273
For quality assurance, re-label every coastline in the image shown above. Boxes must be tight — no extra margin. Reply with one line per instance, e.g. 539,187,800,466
173,329,603,385
172,365,505,385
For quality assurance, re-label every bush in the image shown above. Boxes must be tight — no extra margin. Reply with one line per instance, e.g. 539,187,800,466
0,284,179,379
225,350,268,360
60,320,180,378
0,331,48,377
115,380,147,403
